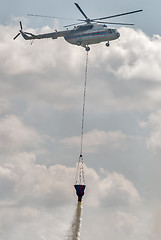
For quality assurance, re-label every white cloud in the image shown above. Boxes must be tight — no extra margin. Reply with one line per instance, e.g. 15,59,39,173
85,167,140,208
61,129,128,153
0,115,43,155
111,28,161,81
81,208,155,240
140,110,161,152
0,158,141,239
1,24,161,114
0,21,161,239
86,27,161,112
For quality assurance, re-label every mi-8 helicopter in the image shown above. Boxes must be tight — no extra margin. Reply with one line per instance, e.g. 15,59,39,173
14,3,143,51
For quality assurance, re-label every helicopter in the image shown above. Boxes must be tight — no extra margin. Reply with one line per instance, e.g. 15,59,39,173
13,3,143,51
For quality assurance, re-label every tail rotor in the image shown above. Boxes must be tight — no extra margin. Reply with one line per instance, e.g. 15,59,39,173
13,21,23,40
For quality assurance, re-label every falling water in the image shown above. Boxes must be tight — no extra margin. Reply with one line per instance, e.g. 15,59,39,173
67,202,82,240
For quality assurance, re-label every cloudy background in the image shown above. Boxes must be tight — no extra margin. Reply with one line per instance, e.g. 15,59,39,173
0,0,161,239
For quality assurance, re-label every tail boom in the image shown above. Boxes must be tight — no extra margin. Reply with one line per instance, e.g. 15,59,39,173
14,22,69,41
20,31,58,40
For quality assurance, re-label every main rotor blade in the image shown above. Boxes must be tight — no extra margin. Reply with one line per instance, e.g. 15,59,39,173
13,32,20,40
94,21,134,26
92,9,143,21
74,3,89,20
64,21,85,28
27,14,77,21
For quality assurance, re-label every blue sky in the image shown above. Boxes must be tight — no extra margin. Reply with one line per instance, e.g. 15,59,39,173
0,1,161,239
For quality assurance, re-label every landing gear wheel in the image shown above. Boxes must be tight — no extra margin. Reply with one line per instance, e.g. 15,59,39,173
85,46,90,51
77,41,81,46
106,42,110,47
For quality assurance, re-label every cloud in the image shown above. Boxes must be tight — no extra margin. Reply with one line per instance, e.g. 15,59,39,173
152,204,161,238
1,23,161,115
85,167,140,207
0,115,43,155
0,147,141,239
0,147,140,208
0,160,141,239
112,28,161,82
0,166,18,200
61,129,128,153
0,21,161,239
140,110,161,153
81,208,155,240
86,27,161,112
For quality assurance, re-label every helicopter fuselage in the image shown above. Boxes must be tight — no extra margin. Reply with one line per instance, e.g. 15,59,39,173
19,23,120,50
64,23,120,47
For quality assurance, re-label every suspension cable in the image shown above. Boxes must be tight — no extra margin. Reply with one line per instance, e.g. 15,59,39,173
75,51,89,185
80,51,89,156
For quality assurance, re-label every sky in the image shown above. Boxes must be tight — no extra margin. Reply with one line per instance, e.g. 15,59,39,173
0,0,161,239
